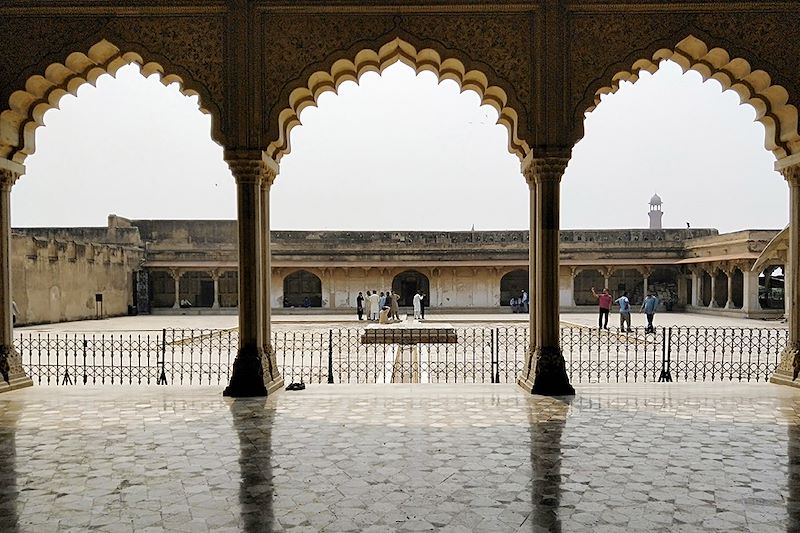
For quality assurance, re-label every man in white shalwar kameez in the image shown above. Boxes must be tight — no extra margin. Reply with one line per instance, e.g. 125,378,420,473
369,291,380,320
413,291,422,319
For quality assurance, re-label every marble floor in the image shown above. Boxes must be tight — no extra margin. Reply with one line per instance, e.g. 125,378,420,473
0,383,799,532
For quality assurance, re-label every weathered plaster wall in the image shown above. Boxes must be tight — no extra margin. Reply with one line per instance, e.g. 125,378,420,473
11,234,142,325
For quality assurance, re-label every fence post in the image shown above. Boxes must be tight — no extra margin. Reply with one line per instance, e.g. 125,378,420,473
327,329,334,384
491,328,498,383
82,337,87,385
158,329,167,385
658,327,673,382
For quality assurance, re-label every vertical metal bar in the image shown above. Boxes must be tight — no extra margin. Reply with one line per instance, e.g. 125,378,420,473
158,329,167,385
327,329,334,384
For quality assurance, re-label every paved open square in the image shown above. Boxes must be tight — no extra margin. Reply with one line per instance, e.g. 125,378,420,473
0,383,798,532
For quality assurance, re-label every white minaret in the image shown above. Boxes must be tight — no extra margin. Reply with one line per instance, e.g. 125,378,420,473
648,193,663,229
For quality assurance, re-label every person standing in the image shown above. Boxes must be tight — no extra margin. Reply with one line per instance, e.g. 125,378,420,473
390,290,400,320
521,289,529,313
412,290,423,319
642,292,659,333
369,290,380,320
420,292,426,319
378,291,386,312
614,291,632,332
356,292,365,320
591,287,612,330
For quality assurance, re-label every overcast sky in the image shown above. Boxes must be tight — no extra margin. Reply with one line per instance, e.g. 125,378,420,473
12,60,788,233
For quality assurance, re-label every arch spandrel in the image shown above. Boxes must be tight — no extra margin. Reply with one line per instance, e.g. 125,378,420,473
568,8,800,161
261,11,535,163
0,28,224,164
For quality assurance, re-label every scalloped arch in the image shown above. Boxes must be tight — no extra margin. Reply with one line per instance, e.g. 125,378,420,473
265,37,530,163
0,39,222,166
586,35,800,161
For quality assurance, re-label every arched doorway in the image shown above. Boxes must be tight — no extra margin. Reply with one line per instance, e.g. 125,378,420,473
283,270,322,308
573,269,604,306
500,270,528,306
180,271,215,308
607,269,644,304
392,271,430,307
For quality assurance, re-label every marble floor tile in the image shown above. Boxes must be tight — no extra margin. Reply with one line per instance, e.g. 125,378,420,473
0,383,799,531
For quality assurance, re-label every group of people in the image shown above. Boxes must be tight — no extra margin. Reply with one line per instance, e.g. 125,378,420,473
509,290,529,313
591,287,659,333
356,290,426,321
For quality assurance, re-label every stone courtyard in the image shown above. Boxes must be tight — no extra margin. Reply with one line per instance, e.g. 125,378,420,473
1,382,799,532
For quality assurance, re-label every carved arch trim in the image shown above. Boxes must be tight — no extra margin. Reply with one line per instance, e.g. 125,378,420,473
1,39,223,166
265,37,530,163
584,35,800,160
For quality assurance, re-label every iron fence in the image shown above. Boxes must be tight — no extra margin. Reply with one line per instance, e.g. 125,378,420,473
14,325,787,386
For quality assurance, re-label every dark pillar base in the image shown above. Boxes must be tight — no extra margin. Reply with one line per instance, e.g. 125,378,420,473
223,345,268,397
0,345,32,393
517,346,575,396
771,343,800,388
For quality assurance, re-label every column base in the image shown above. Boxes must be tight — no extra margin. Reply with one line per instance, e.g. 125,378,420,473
223,344,268,397
0,345,32,393
262,343,284,394
517,346,575,396
771,343,800,387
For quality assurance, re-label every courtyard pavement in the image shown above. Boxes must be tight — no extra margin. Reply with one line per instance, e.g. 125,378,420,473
14,311,785,336
0,382,799,531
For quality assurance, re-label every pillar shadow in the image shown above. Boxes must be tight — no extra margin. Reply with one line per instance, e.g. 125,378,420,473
788,422,800,530
527,395,571,533
0,426,18,533
230,399,274,533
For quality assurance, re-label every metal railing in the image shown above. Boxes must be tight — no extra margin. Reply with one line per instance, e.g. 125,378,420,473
14,325,787,386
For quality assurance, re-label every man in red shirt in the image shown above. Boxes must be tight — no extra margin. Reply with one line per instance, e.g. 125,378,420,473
591,287,613,330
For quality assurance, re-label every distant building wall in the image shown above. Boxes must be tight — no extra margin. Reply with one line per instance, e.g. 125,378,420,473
11,234,142,325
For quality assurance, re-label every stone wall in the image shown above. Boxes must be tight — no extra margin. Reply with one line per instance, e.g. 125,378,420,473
11,233,142,325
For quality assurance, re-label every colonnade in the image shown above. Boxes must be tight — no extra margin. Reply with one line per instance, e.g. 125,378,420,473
161,268,235,309
1,154,800,395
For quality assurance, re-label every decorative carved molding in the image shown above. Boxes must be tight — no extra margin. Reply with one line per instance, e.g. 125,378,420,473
530,157,570,184
781,163,800,186
0,36,224,165
262,22,533,162
574,31,800,159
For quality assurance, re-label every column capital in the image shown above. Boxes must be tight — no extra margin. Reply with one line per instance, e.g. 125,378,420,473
521,155,570,186
782,163,800,186
261,161,279,188
0,168,20,191
169,268,184,280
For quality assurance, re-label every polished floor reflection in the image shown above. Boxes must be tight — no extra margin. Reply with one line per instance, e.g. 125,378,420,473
0,383,798,532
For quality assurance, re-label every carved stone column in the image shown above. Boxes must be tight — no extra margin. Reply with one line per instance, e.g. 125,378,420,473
0,164,32,391
170,269,183,309
569,267,577,307
773,163,800,386
518,156,574,396
259,163,282,393
224,153,267,397
211,270,221,310
708,268,718,308
640,266,650,301
724,266,735,309
519,159,537,384
742,267,761,315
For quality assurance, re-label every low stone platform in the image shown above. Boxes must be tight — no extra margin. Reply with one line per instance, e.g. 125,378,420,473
360,321,458,345
0,383,799,531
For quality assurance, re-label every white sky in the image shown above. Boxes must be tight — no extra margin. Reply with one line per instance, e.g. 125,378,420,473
12,60,788,233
